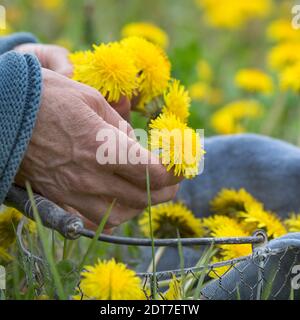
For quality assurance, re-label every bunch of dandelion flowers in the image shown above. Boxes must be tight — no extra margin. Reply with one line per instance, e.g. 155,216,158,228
149,112,204,179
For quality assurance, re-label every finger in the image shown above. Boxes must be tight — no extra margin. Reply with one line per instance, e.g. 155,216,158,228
113,135,182,189
66,195,141,228
77,169,179,209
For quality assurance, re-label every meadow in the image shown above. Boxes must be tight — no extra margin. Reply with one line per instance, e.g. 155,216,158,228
1,0,300,300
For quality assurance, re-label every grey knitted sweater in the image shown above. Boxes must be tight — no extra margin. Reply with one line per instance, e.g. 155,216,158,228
0,33,42,204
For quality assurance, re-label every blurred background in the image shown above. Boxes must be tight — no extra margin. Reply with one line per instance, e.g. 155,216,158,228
2,0,300,143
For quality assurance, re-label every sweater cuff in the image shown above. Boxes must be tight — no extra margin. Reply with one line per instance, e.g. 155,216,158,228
0,32,38,55
0,52,42,204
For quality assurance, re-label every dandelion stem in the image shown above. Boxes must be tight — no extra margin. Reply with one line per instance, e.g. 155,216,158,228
146,166,157,299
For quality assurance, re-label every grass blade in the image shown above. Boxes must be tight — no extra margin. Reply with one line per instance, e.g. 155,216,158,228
146,166,157,299
78,199,115,271
25,181,66,300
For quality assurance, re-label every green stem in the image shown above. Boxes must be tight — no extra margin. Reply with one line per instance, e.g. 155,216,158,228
62,238,68,261
25,182,66,300
146,166,157,299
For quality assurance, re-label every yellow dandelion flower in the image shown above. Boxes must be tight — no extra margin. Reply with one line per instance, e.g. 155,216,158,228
196,0,272,29
210,188,261,216
79,259,145,300
139,202,204,238
164,275,182,300
149,112,204,178
284,214,300,233
267,19,300,43
268,42,300,70
162,80,191,122
0,247,12,262
0,207,24,249
234,69,273,94
122,37,171,109
121,22,169,49
196,59,213,83
239,202,287,239
189,82,223,105
203,215,252,260
280,62,300,93
0,21,12,36
33,0,63,11
0,206,35,249
70,42,139,102
211,100,263,135
189,82,211,101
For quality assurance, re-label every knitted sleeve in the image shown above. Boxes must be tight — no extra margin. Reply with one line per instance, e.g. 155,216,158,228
0,32,38,55
0,44,42,204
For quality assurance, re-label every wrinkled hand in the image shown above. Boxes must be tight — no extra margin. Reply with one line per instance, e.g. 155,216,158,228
16,69,179,230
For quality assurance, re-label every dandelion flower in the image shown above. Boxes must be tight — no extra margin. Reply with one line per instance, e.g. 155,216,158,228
268,42,300,70
210,188,261,216
239,202,287,239
203,215,252,260
280,62,300,93
0,206,35,249
71,42,139,102
235,69,273,94
285,214,300,233
122,37,171,109
149,112,204,178
211,100,263,134
33,0,63,10
79,259,145,300
189,82,211,102
162,80,191,122
196,59,213,83
267,19,300,43
0,247,12,262
189,82,223,105
196,0,272,29
121,22,169,49
164,275,182,300
139,202,204,238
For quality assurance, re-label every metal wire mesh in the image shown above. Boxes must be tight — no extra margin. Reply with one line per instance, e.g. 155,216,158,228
16,218,300,300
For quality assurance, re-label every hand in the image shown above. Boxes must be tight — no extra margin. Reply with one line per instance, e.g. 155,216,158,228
16,69,180,230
